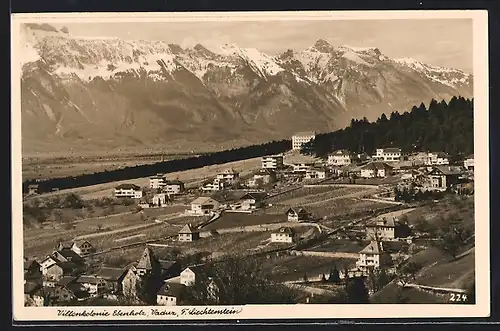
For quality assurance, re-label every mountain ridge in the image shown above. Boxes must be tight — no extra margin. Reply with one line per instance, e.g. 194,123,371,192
19,24,473,155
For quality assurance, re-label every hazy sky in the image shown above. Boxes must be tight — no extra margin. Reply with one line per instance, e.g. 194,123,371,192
51,19,473,73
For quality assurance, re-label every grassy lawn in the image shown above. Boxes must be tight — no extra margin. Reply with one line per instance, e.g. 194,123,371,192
308,239,368,253
202,212,287,231
371,282,448,304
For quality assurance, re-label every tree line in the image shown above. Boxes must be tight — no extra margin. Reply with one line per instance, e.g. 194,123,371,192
23,140,291,194
301,96,474,158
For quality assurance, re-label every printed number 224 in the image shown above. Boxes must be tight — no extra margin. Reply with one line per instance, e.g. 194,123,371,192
450,293,468,302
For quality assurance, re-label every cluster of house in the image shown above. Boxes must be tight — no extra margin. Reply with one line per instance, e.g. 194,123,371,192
200,169,240,192
24,240,218,306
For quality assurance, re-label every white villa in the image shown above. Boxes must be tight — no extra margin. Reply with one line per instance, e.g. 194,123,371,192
305,168,328,180
366,217,396,241
189,197,220,216
152,193,168,207
327,149,356,166
425,152,450,166
464,154,474,170
156,283,185,306
201,178,225,192
270,227,294,243
178,224,200,242
360,162,394,178
372,148,401,162
180,266,202,286
114,184,143,199
292,162,315,173
216,169,240,184
149,174,166,189
164,180,185,195
356,241,388,273
292,131,316,150
261,154,284,170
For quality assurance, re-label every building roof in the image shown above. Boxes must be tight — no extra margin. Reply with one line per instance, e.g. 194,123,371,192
286,207,308,215
256,168,276,175
359,241,382,255
24,260,40,271
367,217,396,228
24,281,41,295
272,227,293,236
361,161,394,171
191,196,219,205
55,248,84,262
239,192,268,201
331,149,352,156
182,264,204,274
293,131,316,137
159,260,178,271
431,166,463,176
178,224,198,234
115,183,141,190
165,180,184,185
150,174,165,179
157,282,186,298
57,276,78,287
76,275,102,284
136,247,160,271
380,147,401,153
96,267,127,281
50,261,79,271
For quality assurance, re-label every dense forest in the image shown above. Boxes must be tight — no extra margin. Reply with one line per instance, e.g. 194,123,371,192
302,96,474,159
23,96,473,194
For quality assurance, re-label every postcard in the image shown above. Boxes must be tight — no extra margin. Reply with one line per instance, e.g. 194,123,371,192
11,10,490,322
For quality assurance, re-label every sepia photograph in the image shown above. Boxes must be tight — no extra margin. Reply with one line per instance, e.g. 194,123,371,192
11,10,489,321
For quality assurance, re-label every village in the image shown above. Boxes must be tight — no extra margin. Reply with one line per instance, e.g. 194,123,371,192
24,131,475,306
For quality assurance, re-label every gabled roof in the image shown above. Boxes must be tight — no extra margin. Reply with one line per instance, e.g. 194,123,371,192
359,241,382,255
239,192,268,201
136,247,160,271
380,147,401,153
76,275,102,285
191,196,219,205
24,281,41,295
96,267,127,281
157,282,186,297
431,166,463,176
367,217,396,228
54,248,84,263
182,264,204,274
361,161,394,171
165,180,184,185
159,260,178,271
24,260,40,271
179,224,198,234
331,149,352,156
272,227,293,236
286,207,308,215
115,183,141,190
57,276,78,287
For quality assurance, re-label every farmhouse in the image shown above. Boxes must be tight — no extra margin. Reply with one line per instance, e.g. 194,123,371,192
51,248,85,265
425,152,450,166
75,275,106,296
286,207,310,222
152,193,168,207
360,162,394,178
24,282,45,306
464,154,474,170
190,197,220,216
366,217,396,241
44,262,80,282
52,276,89,302
156,282,186,306
356,241,391,273
164,180,185,195
95,267,128,294
327,149,356,166
178,224,200,242
262,154,284,170
121,267,139,297
114,184,143,199
427,166,462,189
39,256,59,276
292,131,316,150
150,174,166,189
238,192,267,211
270,227,294,243
180,265,204,286
372,147,401,162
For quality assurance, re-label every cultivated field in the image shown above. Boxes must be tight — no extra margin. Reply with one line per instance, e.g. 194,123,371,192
202,212,288,231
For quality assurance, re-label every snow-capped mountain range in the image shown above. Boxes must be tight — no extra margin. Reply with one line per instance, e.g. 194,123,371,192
19,23,473,154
